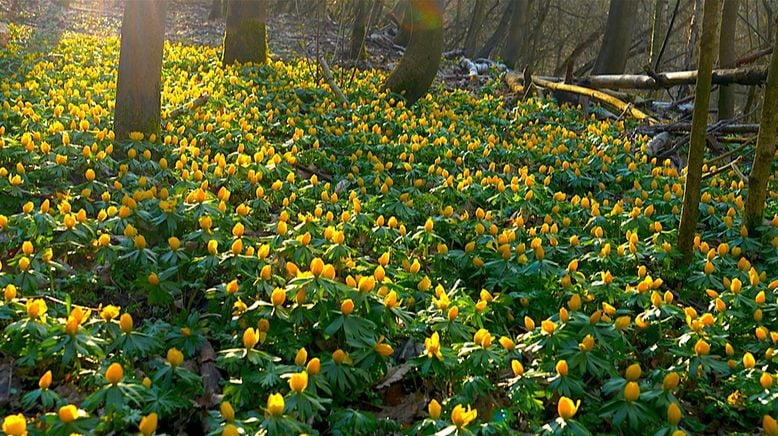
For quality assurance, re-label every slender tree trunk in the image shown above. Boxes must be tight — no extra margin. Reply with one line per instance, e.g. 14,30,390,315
222,0,269,65
475,1,513,59
718,0,739,120
368,0,385,28
684,0,702,71
462,0,487,58
745,27,778,232
209,0,223,20
114,0,166,142
677,0,720,265
349,0,370,60
385,0,443,105
650,0,668,67
501,0,530,69
592,0,639,74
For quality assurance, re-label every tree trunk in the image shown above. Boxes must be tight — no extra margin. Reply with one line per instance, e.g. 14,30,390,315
592,0,638,74
368,0,385,28
462,0,487,58
684,0,702,71
222,0,269,65
114,0,166,142
744,26,778,233
649,0,668,67
385,0,443,105
209,0,223,20
349,0,370,60
475,0,513,59
393,0,412,46
500,0,530,69
677,0,720,265
718,0,739,120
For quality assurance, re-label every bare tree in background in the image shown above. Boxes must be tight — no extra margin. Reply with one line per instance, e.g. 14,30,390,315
385,0,443,105
677,0,720,265
349,0,371,60
462,0,487,58
209,0,223,20
222,0,269,65
745,25,778,233
114,0,166,141
501,0,530,69
592,0,638,74
718,0,739,120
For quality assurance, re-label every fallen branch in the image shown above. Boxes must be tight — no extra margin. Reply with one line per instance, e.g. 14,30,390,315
319,56,348,106
642,122,761,134
167,93,210,120
530,76,658,124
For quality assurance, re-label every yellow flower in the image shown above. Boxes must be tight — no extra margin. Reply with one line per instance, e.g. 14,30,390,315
624,381,640,401
38,370,52,389
694,339,710,356
120,313,133,333
541,319,555,334
511,360,524,377
425,332,443,360
167,347,184,367
579,335,595,352
764,415,778,436
473,328,491,348
625,363,641,381
451,404,477,428
667,402,682,425
306,358,321,375
743,352,756,369
2,413,27,436
267,393,285,416
424,218,434,232
139,412,158,436
428,399,441,419
557,396,580,420
105,363,123,385
271,288,286,306
375,339,394,357
384,291,401,308
288,371,308,393
663,372,680,391
760,372,773,389
310,257,324,276
524,316,535,331
207,239,219,255
295,348,308,366
4,284,17,301
58,404,78,423
332,349,351,365
615,315,631,330
25,299,47,319
498,336,515,350
556,360,569,376
220,401,235,421
243,327,259,349
223,424,239,436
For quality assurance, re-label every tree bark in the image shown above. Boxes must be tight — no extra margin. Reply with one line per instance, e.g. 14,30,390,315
349,0,370,60
592,0,638,74
462,0,487,58
222,0,269,65
475,0,513,59
677,0,720,265
500,0,530,69
114,0,166,142
393,0,412,46
745,26,778,233
385,0,443,105
209,0,223,20
718,0,739,120
684,0,702,71
649,0,668,67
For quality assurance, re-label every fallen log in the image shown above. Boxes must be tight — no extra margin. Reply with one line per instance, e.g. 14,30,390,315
508,65,768,91
167,93,210,120
530,77,658,124
642,123,760,134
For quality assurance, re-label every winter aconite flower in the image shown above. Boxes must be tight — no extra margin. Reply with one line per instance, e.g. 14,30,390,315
428,399,441,419
288,371,308,393
266,393,285,416
58,404,78,423
450,404,476,428
105,363,123,385
2,414,27,436
139,412,158,436
167,348,184,367
557,397,580,420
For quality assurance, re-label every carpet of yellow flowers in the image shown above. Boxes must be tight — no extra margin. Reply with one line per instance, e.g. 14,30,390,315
1,24,777,436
